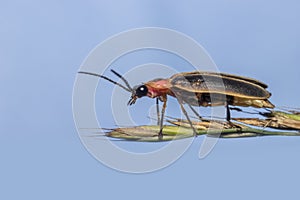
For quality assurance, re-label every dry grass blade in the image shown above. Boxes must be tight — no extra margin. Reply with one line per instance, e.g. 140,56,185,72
103,109,300,142
234,110,300,130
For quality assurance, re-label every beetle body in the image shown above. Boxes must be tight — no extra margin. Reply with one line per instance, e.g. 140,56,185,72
142,71,274,109
79,70,274,138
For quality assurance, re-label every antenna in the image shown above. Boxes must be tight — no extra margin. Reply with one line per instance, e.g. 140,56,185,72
78,71,132,93
110,69,133,92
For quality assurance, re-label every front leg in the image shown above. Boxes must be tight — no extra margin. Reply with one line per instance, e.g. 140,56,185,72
156,98,160,126
158,95,167,139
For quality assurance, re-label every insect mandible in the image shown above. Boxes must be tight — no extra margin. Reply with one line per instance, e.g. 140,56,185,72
78,70,274,139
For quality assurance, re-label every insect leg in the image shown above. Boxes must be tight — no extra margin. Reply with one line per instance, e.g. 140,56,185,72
226,102,242,130
158,96,167,139
156,98,160,126
187,104,202,120
176,98,198,137
226,102,231,121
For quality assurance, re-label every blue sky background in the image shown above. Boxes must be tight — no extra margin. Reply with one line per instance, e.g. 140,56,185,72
1,0,300,199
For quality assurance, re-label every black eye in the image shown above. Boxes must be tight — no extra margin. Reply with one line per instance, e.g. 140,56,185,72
136,85,148,97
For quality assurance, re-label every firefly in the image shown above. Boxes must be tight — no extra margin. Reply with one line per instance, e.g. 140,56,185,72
78,70,274,139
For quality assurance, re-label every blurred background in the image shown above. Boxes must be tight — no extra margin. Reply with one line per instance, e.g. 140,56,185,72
1,0,299,199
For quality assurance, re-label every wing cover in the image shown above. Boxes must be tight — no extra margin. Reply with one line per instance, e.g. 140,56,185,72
170,72,271,99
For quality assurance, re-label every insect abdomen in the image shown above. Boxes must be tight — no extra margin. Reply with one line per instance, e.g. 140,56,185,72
232,97,274,108
171,90,274,108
